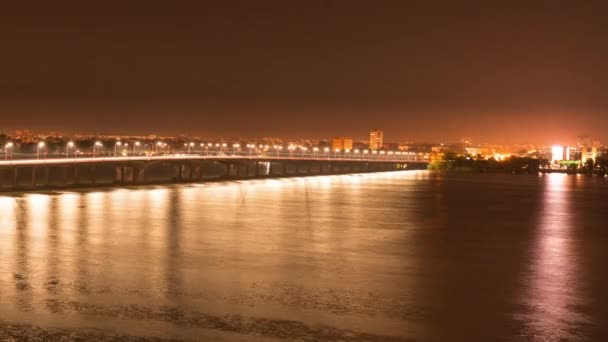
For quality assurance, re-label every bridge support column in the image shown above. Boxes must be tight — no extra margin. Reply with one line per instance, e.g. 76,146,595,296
44,167,50,187
12,168,18,188
179,164,191,181
123,167,134,184
31,167,37,188
192,164,202,181
134,167,146,184
90,165,97,185
115,166,125,184
73,166,80,185
253,161,260,177
226,163,237,178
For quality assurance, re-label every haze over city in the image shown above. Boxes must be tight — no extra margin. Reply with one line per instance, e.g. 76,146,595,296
2,2,608,143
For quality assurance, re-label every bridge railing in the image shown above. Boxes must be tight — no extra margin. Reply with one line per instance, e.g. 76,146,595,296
0,150,429,166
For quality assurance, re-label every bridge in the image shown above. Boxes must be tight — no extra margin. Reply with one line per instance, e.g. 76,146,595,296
0,153,428,191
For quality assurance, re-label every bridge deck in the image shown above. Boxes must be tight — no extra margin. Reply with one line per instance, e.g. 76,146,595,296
0,154,426,167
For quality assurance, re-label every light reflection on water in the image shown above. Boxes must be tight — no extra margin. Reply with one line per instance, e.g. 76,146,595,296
519,174,592,340
0,171,607,341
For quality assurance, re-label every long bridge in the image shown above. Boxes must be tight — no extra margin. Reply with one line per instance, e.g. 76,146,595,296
0,153,428,191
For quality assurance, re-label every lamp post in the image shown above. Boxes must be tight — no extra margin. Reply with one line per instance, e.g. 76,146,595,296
114,141,122,157
288,145,295,158
37,142,45,160
363,149,369,159
66,141,75,158
354,149,360,159
301,146,307,158
4,142,13,160
134,141,141,155
93,141,102,157
324,147,330,159
313,147,319,158
233,143,240,155
335,149,340,159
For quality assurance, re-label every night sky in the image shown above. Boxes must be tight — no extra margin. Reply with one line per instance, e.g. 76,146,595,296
1,1,607,143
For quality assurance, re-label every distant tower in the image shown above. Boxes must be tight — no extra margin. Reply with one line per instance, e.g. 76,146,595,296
369,129,383,150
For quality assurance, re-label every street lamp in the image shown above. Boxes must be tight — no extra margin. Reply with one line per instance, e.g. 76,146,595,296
301,146,307,158
134,141,141,155
313,147,319,158
4,142,13,160
288,145,295,158
233,143,240,155
114,141,122,156
335,148,340,158
37,142,45,160
354,149,360,159
66,141,75,158
324,147,330,159
93,141,103,157
155,141,162,155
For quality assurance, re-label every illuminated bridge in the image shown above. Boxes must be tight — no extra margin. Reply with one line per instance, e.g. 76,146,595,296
0,154,428,191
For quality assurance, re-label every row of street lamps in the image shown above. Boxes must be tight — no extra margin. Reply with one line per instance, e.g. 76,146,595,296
3,140,425,161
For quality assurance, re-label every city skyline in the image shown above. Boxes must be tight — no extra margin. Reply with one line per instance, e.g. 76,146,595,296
1,2,608,143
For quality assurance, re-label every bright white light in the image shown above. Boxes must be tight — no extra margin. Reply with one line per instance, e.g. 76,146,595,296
552,145,564,162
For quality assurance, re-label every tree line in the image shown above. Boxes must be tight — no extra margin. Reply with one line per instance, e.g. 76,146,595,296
429,153,608,175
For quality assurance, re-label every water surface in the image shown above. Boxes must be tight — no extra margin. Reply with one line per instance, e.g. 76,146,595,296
1,172,607,341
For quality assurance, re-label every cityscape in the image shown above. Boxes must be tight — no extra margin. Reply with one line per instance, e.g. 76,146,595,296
2,2,608,342
2,128,606,171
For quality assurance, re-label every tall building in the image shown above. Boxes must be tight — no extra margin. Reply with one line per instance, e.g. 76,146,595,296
369,129,383,150
332,137,353,151
577,136,600,163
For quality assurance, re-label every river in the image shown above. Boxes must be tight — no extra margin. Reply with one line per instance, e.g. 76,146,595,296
0,171,606,341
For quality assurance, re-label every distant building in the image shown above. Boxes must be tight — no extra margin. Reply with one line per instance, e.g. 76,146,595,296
369,129,383,150
331,136,353,151
578,137,600,163
465,146,492,156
